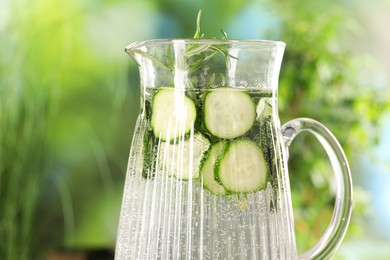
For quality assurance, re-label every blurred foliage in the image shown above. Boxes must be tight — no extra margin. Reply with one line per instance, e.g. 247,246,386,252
1,0,389,258
1,0,138,257
269,0,390,253
0,0,62,257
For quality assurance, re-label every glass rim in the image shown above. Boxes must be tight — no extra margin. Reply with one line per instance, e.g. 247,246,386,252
125,38,286,52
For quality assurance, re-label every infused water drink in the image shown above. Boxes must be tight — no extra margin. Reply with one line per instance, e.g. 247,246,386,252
115,38,352,260
115,87,297,259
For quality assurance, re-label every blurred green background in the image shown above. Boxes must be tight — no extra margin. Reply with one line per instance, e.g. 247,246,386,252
1,0,390,259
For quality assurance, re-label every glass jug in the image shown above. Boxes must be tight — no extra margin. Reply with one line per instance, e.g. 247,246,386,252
115,39,352,260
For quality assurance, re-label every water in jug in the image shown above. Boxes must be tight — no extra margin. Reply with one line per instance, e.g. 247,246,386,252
114,39,352,259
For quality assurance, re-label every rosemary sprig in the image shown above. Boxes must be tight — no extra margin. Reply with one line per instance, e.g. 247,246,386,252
193,10,204,39
130,10,237,86
183,10,239,76
220,29,228,39
185,10,236,71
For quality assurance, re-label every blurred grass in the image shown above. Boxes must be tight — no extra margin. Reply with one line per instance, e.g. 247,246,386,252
0,0,142,257
0,0,63,257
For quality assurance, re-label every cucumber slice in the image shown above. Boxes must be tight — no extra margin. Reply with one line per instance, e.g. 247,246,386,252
159,133,210,180
204,88,256,139
200,141,228,196
218,139,267,193
151,88,197,141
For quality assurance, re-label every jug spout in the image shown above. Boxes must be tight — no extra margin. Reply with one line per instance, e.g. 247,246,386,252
124,40,151,61
124,39,285,91
124,41,141,59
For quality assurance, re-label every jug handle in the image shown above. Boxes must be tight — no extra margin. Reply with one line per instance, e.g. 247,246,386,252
281,118,353,260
